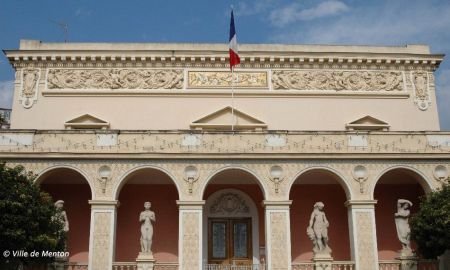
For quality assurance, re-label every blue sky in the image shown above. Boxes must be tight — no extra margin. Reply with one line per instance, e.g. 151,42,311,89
0,0,449,129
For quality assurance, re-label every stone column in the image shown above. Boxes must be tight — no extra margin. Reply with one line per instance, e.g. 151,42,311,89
177,201,204,270
87,200,118,270
345,200,379,270
263,201,292,270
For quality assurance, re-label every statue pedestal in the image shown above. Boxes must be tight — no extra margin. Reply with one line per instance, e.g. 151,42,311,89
313,253,333,270
136,252,156,270
397,249,418,270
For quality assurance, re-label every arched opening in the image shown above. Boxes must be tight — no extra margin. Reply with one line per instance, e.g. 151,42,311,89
202,168,266,266
374,168,428,260
114,167,180,263
36,167,92,263
289,169,351,262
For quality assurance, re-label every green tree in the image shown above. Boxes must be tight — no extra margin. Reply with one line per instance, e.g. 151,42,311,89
0,162,65,269
410,180,450,259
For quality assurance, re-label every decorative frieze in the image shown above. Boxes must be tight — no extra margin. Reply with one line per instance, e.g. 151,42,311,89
272,70,404,92
188,71,268,89
46,69,183,90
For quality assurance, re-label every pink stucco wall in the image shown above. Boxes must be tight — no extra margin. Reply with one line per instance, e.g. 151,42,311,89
115,184,179,262
374,184,424,260
290,185,351,261
41,184,91,262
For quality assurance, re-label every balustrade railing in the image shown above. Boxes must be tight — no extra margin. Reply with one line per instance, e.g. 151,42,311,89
203,264,265,270
112,262,178,270
331,261,355,270
64,262,88,270
292,261,354,270
379,260,401,270
291,262,315,270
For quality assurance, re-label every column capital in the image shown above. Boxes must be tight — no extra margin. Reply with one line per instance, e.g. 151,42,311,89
88,200,119,210
262,200,292,210
176,200,205,210
345,200,377,209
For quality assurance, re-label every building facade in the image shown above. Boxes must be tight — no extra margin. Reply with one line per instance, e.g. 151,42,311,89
1,40,449,270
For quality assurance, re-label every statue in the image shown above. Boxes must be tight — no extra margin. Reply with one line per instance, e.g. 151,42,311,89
54,200,69,232
395,199,413,252
139,202,156,254
307,202,332,257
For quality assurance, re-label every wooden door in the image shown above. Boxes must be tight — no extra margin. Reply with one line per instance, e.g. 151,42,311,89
208,218,252,265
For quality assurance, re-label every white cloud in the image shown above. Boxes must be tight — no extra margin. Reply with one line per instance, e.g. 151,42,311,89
0,80,14,109
75,8,92,18
235,0,277,16
269,1,349,27
270,1,450,45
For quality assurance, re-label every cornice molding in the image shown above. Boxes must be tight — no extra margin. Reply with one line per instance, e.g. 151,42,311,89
5,53,443,71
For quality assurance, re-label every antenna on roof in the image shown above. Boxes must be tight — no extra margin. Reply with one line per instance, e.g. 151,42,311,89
49,19,69,42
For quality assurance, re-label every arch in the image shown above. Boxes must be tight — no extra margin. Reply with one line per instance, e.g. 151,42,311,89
35,164,94,199
112,165,181,200
200,165,268,200
203,188,261,265
370,165,434,200
287,166,353,200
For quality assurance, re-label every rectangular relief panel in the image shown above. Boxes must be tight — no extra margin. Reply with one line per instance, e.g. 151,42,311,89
272,70,405,92
188,71,268,89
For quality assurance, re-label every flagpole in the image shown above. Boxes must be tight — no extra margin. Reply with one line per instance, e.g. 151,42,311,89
231,66,235,131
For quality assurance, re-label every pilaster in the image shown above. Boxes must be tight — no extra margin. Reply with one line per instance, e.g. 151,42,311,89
177,201,205,270
263,201,292,270
345,200,379,270
87,200,118,270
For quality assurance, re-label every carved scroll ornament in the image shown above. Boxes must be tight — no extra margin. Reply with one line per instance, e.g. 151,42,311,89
272,70,404,92
411,71,430,110
209,193,250,215
47,69,183,90
21,68,40,108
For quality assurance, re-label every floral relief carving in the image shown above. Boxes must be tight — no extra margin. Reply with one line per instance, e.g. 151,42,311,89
356,212,377,270
21,68,40,108
188,71,268,88
272,70,404,92
92,212,111,270
411,71,431,110
270,212,289,270
47,69,183,90
182,212,199,270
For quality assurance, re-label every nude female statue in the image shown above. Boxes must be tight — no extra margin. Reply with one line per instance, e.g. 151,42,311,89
139,202,156,253
395,199,413,251
307,202,331,255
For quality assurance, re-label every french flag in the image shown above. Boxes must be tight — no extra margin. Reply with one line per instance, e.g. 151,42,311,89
229,9,240,70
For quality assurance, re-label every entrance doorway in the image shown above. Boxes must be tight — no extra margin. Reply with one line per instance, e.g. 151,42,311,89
208,218,252,265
